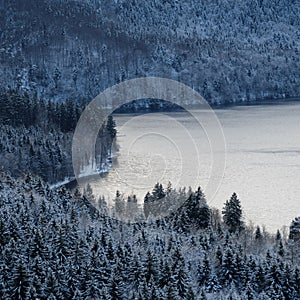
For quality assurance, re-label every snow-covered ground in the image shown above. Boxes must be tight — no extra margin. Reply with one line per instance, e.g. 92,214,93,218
49,160,112,189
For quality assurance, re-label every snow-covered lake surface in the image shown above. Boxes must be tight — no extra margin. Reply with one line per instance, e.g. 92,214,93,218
85,101,300,233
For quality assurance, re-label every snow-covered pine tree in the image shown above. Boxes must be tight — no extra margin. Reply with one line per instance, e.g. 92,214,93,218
222,193,244,233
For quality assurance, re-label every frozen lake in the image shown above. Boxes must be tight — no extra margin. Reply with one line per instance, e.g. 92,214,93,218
87,101,300,233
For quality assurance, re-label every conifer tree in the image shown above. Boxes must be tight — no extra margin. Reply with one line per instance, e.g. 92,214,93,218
276,229,282,241
222,193,244,233
114,190,126,217
197,253,211,287
199,288,208,300
106,115,117,139
10,259,32,299
143,250,158,283
181,187,211,230
186,286,196,300
255,226,262,240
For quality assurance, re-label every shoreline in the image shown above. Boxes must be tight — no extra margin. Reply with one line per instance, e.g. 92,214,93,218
212,96,300,109
112,96,300,115
50,98,300,193
49,158,114,190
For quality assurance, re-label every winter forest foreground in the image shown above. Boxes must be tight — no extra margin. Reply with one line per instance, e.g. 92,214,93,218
0,173,300,299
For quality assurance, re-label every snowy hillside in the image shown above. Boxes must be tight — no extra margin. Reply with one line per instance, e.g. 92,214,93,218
0,0,299,105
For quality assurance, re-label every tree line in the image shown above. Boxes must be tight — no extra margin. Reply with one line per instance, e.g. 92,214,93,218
0,90,82,132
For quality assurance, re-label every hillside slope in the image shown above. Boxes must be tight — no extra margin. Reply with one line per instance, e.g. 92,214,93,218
0,0,299,105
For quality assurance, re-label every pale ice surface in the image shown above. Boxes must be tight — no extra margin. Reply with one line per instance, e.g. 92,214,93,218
86,102,300,233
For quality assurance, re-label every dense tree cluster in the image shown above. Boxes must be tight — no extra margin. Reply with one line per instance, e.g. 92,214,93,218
0,91,117,184
0,125,72,183
0,90,82,132
0,174,299,299
0,0,299,105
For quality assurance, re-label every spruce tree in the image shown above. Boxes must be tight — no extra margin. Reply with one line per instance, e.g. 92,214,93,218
199,288,207,300
186,286,196,300
106,115,117,139
198,254,211,286
221,247,235,285
222,193,244,233
255,226,262,240
182,187,211,230
10,259,32,299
